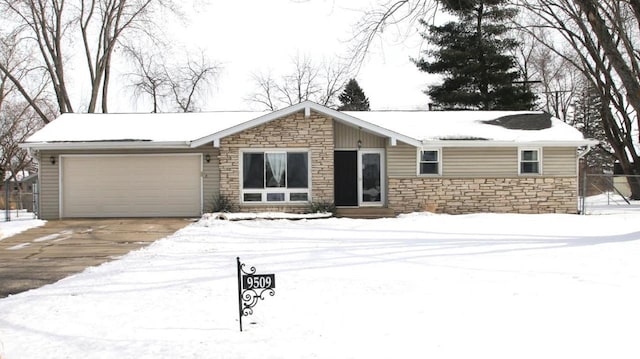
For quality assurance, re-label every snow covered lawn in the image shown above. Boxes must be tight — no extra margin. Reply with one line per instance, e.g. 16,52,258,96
1,213,639,359
0,211,44,241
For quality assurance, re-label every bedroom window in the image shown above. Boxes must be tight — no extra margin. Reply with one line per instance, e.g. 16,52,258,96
419,149,440,175
242,151,310,203
519,149,541,174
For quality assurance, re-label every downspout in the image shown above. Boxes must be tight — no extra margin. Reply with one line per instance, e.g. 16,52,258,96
577,144,594,214
26,147,41,219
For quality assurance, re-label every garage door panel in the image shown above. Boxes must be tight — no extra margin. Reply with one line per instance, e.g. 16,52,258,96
62,155,201,217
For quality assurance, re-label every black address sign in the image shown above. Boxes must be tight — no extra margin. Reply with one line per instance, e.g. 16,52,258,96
242,274,276,290
236,257,277,332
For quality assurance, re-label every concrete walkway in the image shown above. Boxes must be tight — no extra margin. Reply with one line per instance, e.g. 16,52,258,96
0,218,194,298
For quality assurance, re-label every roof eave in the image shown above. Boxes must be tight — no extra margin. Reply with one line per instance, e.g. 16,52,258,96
20,141,191,150
190,100,423,148
421,139,600,147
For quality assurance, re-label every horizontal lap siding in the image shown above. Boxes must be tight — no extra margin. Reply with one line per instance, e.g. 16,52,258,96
543,147,576,176
38,151,61,219
387,146,575,178
388,145,518,178
201,147,221,211
387,142,417,177
443,147,517,177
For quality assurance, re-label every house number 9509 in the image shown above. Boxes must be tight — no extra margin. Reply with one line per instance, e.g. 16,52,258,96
242,274,276,290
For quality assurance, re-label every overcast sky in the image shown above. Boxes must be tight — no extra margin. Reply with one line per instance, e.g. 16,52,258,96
113,0,437,112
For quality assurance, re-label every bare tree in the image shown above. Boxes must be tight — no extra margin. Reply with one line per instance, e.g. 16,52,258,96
165,52,220,112
0,105,41,186
124,45,168,113
0,47,47,186
250,72,279,111
349,0,439,68
124,46,220,113
0,28,57,124
248,54,352,110
512,26,581,123
0,0,177,117
516,0,640,198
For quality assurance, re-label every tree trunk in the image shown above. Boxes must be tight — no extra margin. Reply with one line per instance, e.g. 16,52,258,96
575,0,640,123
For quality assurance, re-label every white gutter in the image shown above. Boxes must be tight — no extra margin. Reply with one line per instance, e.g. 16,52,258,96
422,139,600,148
577,142,597,158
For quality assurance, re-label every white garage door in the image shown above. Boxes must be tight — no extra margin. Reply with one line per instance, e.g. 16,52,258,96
61,155,201,218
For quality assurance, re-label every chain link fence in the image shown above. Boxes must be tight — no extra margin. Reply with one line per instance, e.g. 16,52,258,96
1,179,38,222
580,174,640,214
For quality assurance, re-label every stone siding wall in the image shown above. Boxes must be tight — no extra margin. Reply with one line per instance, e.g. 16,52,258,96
219,111,334,213
388,177,578,214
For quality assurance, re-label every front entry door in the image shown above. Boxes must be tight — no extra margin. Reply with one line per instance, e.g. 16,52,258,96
359,150,384,206
334,151,358,206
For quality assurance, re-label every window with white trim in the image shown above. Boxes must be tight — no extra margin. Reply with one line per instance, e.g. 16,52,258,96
519,149,541,174
419,149,440,175
241,151,310,203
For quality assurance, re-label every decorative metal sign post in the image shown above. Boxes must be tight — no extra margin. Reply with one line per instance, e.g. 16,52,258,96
236,257,276,332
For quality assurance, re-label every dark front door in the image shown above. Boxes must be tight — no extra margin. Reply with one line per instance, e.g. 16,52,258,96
334,151,358,206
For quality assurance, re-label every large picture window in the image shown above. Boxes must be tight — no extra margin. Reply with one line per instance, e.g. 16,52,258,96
242,150,310,203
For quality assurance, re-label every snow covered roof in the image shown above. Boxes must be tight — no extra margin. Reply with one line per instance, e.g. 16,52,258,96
22,101,595,150
23,111,269,149
342,110,591,145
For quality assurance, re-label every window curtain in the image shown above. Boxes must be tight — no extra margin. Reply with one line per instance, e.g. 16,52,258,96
266,153,286,187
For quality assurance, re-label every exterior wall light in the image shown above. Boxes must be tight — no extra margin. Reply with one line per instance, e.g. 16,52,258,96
205,154,211,163
50,156,56,165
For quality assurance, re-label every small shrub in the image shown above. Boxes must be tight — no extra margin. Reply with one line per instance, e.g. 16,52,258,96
209,195,234,213
307,200,336,214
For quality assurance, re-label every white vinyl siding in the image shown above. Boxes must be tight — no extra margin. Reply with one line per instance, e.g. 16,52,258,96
387,142,417,177
443,147,517,177
543,147,577,176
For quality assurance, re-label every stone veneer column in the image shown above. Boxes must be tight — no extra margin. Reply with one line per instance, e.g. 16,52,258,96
218,111,334,213
387,177,578,214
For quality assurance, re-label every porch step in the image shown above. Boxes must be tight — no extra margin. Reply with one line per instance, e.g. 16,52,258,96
335,207,397,219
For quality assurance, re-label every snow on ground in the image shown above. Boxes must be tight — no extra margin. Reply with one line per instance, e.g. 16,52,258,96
0,211,45,241
1,212,639,359
584,193,640,214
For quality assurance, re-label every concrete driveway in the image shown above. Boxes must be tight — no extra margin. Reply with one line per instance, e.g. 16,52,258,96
0,218,194,298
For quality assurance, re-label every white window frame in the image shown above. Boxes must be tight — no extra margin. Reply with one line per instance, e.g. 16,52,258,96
417,148,442,176
358,149,386,207
239,149,312,204
518,148,542,175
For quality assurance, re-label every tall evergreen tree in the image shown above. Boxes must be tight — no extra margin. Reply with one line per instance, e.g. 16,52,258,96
414,0,535,110
338,79,370,111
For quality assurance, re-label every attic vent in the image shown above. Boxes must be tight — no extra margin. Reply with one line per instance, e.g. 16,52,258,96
483,113,552,130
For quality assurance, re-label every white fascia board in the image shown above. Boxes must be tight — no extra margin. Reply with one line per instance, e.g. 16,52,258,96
190,102,313,148
19,141,191,150
299,101,421,146
328,115,421,147
422,139,600,147
190,100,422,148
